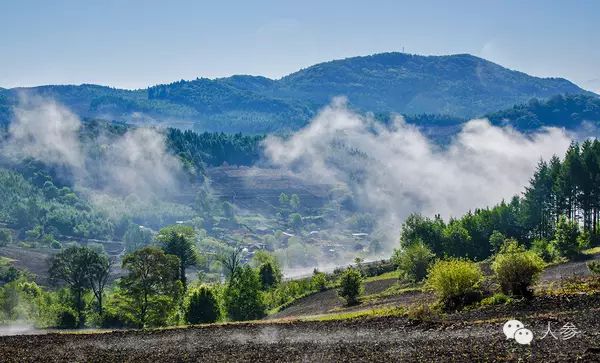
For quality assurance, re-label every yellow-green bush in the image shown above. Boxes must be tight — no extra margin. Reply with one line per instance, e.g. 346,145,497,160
492,240,545,297
426,258,483,310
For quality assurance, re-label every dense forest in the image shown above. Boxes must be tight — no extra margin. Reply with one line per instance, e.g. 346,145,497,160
399,139,600,262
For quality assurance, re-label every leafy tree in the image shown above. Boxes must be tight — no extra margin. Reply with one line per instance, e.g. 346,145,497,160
219,247,244,278
337,267,363,306
279,193,289,207
400,214,446,255
157,225,197,289
258,262,279,290
289,213,302,231
552,216,580,259
489,230,506,253
119,247,182,328
87,253,111,315
393,241,434,282
48,246,101,327
442,221,472,258
289,194,300,211
185,286,220,324
223,266,266,321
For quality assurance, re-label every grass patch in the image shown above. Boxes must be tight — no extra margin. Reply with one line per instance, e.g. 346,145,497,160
364,270,399,282
583,246,600,255
362,283,422,302
306,306,406,322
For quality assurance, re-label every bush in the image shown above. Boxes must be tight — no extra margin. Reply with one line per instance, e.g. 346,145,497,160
588,261,600,275
56,308,78,329
393,241,434,282
426,258,483,310
337,267,363,306
492,240,545,297
224,266,266,321
311,271,328,291
480,292,512,306
531,238,557,262
406,303,439,323
185,286,220,324
50,240,62,249
99,309,136,329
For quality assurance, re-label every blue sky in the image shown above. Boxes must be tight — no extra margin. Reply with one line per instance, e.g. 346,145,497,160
1,0,598,91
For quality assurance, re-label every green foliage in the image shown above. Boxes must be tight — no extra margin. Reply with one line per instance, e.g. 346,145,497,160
223,266,266,321
492,240,545,296
48,246,107,327
119,247,182,327
258,262,279,290
392,241,434,282
553,216,581,259
289,213,302,230
0,228,12,246
426,258,483,310
531,238,557,262
311,271,328,291
588,261,600,275
480,292,512,306
489,230,506,253
185,286,220,324
157,225,197,289
251,250,283,283
337,267,363,306
56,308,78,329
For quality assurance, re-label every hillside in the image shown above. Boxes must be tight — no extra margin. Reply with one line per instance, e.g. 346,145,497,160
1,53,595,134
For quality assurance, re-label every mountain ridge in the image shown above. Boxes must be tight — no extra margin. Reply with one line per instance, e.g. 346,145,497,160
1,52,596,133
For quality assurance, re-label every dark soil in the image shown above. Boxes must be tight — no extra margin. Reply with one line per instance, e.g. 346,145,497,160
1,293,598,362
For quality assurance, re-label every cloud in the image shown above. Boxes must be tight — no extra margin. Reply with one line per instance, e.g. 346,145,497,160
262,98,573,250
2,96,183,198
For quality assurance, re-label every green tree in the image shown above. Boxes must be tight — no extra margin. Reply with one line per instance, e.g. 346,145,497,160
337,267,363,306
489,230,507,253
119,247,182,328
223,265,266,321
393,241,434,282
48,246,100,327
400,214,446,255
185,286,220,324
289,194,300,211
289,213,302,231
258,262,279,290
552,216,580,259
87,252,111,315
157,225,197,289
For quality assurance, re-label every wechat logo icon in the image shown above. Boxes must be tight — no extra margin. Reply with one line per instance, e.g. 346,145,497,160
503,319,533,345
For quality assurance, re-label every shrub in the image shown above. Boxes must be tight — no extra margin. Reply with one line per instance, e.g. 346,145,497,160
185,286,220,324
426,258,483,310
56,308,78,329
480,292,512,306
50,240,62,249
224,266,266,321
531,238,557,262
588,261,600,275
311,271,328,291
99,309,136,329
492,240,545,297
337,267,363,306
393,241,434,282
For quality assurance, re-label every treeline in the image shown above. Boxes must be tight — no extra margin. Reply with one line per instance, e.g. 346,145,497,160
0,224,335,329
400,139,600,261
165,128,263,168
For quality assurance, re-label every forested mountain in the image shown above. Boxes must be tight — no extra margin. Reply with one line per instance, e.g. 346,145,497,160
486,94,600,131
0,53,594,134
